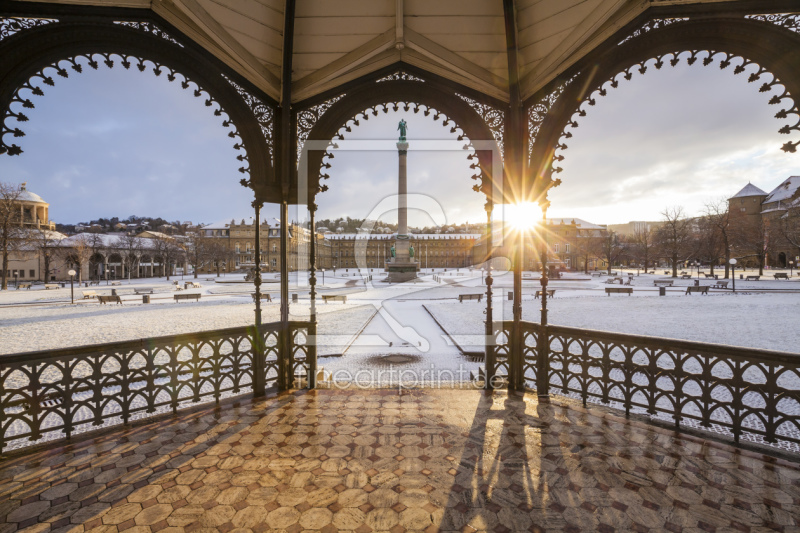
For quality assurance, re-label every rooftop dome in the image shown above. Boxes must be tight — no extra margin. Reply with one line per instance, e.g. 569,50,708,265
17,182,46,204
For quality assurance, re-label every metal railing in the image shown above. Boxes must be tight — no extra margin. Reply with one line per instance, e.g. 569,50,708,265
499,320,800,448
0,322,312,453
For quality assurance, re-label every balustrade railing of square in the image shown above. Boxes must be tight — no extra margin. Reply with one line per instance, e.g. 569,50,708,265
500,320,800,451
0,322,297,453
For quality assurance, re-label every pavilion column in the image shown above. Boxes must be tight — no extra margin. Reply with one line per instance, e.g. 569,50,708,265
504,0,526,392
277,0,296,391
537,208,550,398
279,202,291,388
253,201,266,397
484,200,496,390
308,203,318,389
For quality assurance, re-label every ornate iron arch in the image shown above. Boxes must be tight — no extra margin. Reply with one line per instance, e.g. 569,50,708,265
294,78,504,206
0,18,279,202
527,16,800,205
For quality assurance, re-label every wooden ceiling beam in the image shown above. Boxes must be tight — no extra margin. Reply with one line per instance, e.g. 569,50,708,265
292,28,396,98
404,27,508,94
170,0,280,93
520,0,645,99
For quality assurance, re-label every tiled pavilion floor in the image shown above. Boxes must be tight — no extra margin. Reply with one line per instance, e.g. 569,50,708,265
2,389,800,533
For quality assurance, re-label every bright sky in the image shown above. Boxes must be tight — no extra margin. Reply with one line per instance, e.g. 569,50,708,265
0,56,797,227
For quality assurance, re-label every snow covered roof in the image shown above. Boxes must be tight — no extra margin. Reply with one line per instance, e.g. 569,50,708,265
546,218,605,229
731,183,767,198
203,216,281,229
57,233,156,249
764,176,800,204
326,233,481,240
17,183,46,204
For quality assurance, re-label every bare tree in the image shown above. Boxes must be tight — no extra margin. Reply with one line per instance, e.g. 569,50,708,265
207,240,234,277
185,232,212,278
118,234,144,279
780,205,800,265
704,199,733,278
153,235,184,280
655,207,694,277
64,236,93,284
0,183,27,290
573,230,603,273
631,226,655,273
32,227,63,282
596,231,625,275
731,209,773,275
694,215,724,276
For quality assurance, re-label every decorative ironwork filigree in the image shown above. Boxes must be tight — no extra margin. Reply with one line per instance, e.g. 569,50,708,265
618,18,689,45
498,320,800,451
0,53,255,175
543,49,800,181
0,323,289,452
746,13,800,35
526,74,577,162
223,75,274,165
376,71,425,83
456,94,504,160
296,94,345,162
113,21,184,47
0,17,56,42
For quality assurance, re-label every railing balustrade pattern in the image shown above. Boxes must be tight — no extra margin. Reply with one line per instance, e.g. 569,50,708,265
289,322,310,387
508,320,800,448
0,322,286,453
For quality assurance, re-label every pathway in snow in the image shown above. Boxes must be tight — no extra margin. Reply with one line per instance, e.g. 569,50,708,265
320,299,480,386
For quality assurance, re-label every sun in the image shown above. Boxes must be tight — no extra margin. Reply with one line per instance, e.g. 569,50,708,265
505,202,542,230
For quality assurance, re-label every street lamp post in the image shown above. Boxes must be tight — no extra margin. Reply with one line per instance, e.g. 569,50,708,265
729,258,737,292
322,268,325,286
790,260,795,278
68,269,76,304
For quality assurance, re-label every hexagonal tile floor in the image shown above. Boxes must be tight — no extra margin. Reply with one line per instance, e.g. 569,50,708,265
1,389,799,532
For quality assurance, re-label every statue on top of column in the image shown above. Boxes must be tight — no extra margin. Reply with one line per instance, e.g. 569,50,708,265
397,119,408,141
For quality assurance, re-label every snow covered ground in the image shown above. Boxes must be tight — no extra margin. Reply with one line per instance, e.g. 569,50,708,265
2,267,798,362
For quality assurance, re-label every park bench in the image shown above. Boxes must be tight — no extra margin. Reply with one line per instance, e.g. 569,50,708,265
251,293,272,302
664,270,670,275
680,274,692,280
702,273,718,279
322,294,347,303
185,281,202,289
535,289,555,299
174,293,201,302
685,286,709,295
111,281,122,286
590,272,603,277
745,275,760,281
653,280,673,287
88,280,100,286
774,273,790,280
81,290,97,299
458,293,483,303
44,284,59,290
134,288,153,295
604,277,622,285
605,287,633,296
97,295,122,305
680,271,688,275
16,283,31,290
713,280,729,289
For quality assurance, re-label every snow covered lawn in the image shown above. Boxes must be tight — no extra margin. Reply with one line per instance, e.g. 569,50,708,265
0,298,374,356
428,292,800,353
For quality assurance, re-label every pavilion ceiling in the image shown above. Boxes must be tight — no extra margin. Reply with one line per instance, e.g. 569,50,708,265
11,0,778,103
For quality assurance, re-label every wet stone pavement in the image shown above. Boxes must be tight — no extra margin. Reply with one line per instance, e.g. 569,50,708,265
1,388,799,532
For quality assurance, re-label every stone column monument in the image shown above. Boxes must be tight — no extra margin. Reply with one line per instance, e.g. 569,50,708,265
386,119,420,282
